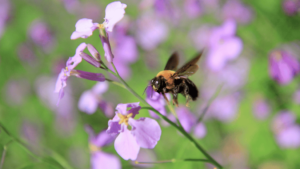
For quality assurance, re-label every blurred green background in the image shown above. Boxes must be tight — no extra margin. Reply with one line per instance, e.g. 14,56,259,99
1,0,300,168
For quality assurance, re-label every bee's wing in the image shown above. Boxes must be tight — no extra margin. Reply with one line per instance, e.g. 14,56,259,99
164,52,179,70
173,51,203,78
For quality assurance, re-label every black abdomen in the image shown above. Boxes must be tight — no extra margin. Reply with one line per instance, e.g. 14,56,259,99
185,79,198,100
174,78,199,101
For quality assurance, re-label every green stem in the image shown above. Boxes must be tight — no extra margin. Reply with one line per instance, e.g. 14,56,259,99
110,62,222,169
0,122,73,169
135,158,212,164
105,78,126,89
0,141,12,169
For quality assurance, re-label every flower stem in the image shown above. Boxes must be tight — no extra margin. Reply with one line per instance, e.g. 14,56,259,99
135,158,212,164
0,141,12,169
111,62,222,169
105,78,126,89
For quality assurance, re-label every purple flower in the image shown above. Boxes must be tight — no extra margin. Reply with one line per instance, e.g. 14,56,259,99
86,126,121,169
276,126,300,148
107,103,161,160
177,106,197,133
272,111,300,148
269,50,300,85
193,123,206,139
184,0,202,18
221,0,253,24
78,82,114,117
202,94,240,123
54,43,105,104
136,12,169,51
252,97,270,120
0,0,10,39
206,20,243,71
145,86,167,119
29,20,55,51
113,35,138,64
272,111,296,133
80,44,101,67
176,106,207,139
283,0,300,15
100,34,115,63
104,1,127,32
70,1,127,39
70,18,99,40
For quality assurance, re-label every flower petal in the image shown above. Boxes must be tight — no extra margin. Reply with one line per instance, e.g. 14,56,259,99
80,52,101,68
115,102,140,117
177,106,196,133
104,1,127,32
95,130,117,147
87,44,101,61
107,115,121,134
91,152,121,169
193,123,207,139
71,18,98,39
71,70,105,81
100,34,114,63
67,43,87,70
54,69,67,93
92,81,109,94
78,90,98,114
129,117,161,149
114,128,140,160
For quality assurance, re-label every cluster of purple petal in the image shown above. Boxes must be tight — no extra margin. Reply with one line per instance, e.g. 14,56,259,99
269,49,300,85
55,43,105,104
78,82,114,117
107,103,161,160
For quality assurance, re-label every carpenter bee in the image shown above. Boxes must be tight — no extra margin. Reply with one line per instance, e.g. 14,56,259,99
149,51,203,107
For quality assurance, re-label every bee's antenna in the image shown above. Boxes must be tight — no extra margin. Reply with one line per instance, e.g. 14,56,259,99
142,85,150,95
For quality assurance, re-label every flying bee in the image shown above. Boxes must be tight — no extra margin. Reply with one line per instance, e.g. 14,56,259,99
149,51,203,107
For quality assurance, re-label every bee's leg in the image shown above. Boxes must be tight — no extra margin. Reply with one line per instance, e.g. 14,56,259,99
183,83,190,107
172,86,179,107
172,93,179,107
162,88,170,104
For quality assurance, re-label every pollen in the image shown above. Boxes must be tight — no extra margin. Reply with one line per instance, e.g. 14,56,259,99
98,23,105,29
117,113,133,126
89,143,101,153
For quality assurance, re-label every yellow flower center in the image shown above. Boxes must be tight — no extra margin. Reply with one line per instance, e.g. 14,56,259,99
89,143,101,153
98,23,105,29
118,113,133,126
273,51,282,61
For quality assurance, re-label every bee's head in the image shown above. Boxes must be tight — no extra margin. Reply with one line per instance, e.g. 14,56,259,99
151,77,161,91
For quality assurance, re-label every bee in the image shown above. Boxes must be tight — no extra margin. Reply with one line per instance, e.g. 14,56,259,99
149,51,203,107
